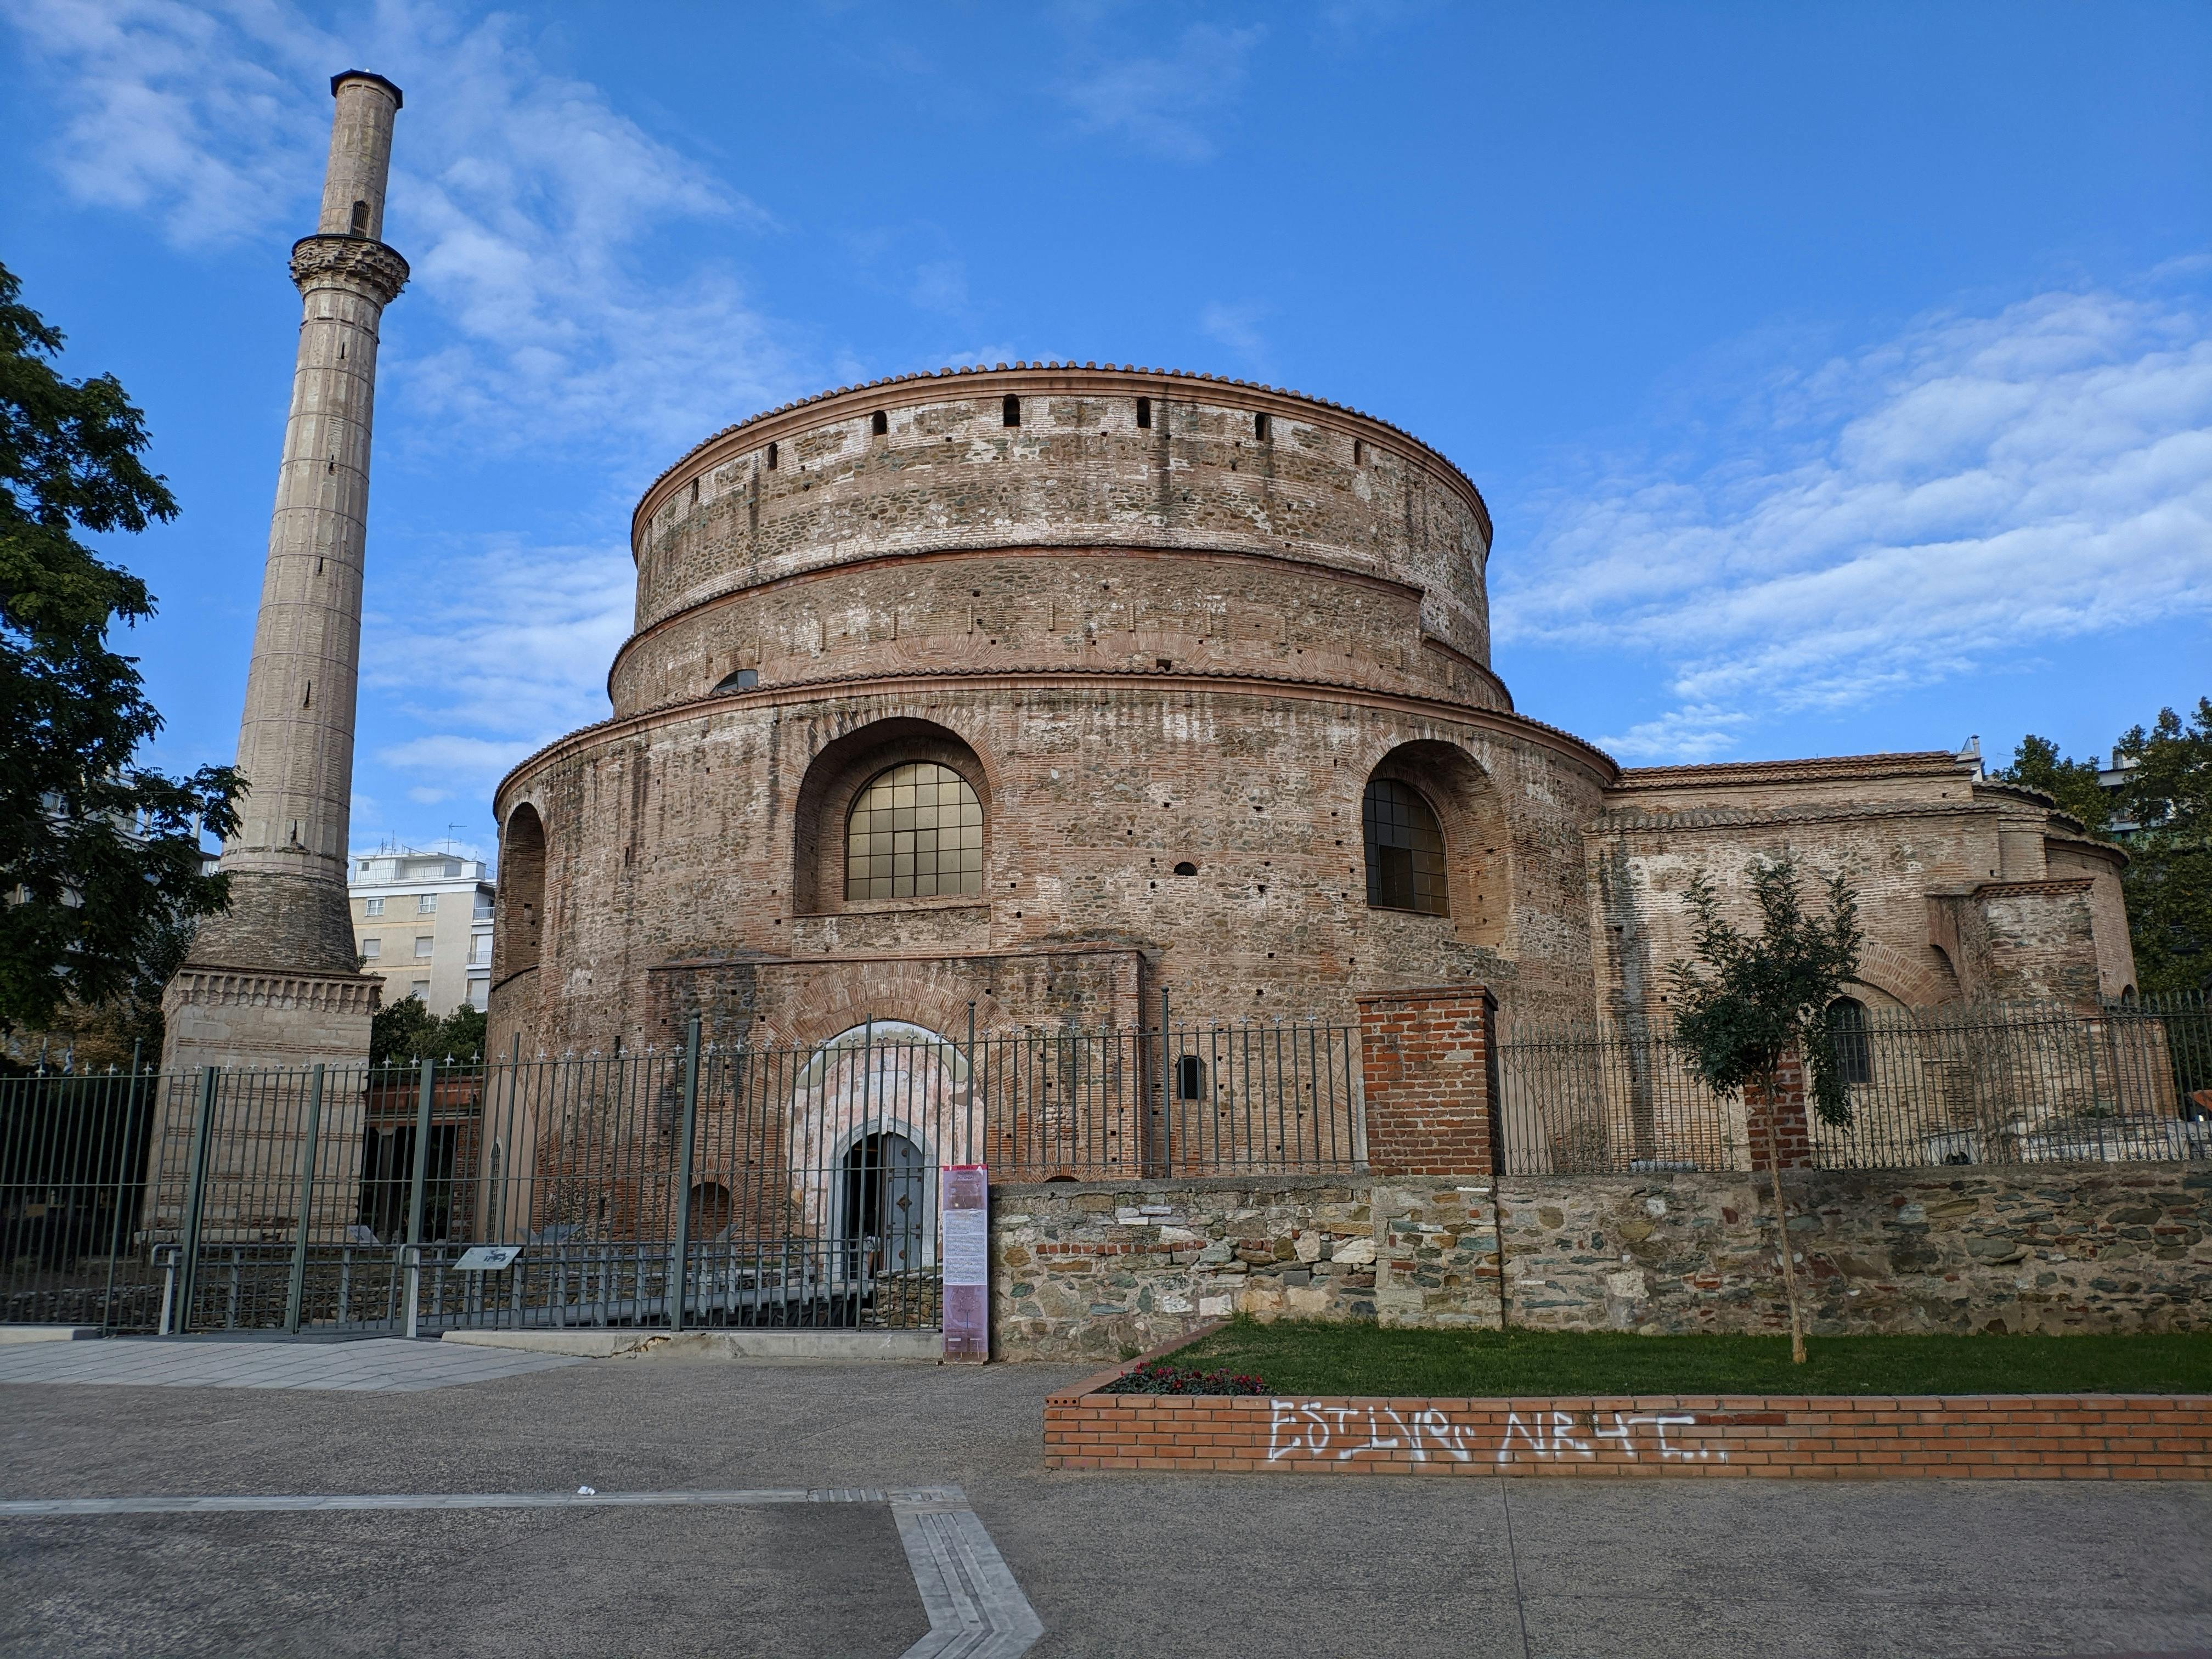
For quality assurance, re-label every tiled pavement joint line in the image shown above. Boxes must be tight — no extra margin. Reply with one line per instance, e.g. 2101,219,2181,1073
889,1489,1045,1659
0,1488,881,1516
0,1485,1043,1657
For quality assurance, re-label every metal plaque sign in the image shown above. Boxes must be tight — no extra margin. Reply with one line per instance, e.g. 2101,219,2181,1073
940,1164,989,1361
452,1245,521,1272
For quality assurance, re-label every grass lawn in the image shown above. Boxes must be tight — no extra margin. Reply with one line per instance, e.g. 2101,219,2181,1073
1163,1318,2212,1397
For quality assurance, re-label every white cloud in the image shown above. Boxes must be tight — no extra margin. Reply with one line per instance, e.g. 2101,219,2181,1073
4,0,806,462
910,258,968,314
1199,298,1271,370
1062,23,1264,162
364,535,633,804
1498,282,2212,759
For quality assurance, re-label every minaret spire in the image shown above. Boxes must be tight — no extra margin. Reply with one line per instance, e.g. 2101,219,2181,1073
162,71,406,1071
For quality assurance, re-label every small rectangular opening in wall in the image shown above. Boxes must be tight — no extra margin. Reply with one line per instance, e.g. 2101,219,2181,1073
766,441,778,469
1136,396,1152,429
1002,394,1020,427
1353,438,1364,465
871,410,888,436
1254,413,1270,440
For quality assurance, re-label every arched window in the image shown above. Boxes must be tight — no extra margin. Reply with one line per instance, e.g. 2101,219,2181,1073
496,804,546,977
845,763,983,900
1826,996,1872,1088
348,199,369,236
1362,778,1447,915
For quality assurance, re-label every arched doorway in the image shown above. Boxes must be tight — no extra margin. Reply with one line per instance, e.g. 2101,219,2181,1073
840,1131,928,1274
788,1021,968,1316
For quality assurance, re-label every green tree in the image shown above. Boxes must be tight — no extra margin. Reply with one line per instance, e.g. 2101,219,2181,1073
1993,733,2113,837
2113,698,2212,996
0,261,241,1034
370,995,487,1067
1668,854,1863,1363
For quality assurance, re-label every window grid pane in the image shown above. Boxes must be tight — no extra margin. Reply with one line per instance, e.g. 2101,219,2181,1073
845,762,985,900
1362,778,1448,916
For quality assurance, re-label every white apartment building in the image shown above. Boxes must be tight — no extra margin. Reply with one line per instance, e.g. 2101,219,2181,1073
348,849,495,1013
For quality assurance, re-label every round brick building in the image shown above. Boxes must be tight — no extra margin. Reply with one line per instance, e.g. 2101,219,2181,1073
487,363,2132,1060
488,364,1617,1056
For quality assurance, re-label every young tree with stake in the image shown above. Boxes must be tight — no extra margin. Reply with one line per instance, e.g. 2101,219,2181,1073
1668,854,1863,1363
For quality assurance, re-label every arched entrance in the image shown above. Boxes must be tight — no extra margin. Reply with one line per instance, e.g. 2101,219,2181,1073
840,1131,928,1274
787,1020,969,1324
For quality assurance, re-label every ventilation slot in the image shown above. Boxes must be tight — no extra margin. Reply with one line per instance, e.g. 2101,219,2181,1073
1002,394,1020,427
1353,438,1364,465
1254,412,1270,440
766,441,778,470
1136,396,1152,430
871,410,888,436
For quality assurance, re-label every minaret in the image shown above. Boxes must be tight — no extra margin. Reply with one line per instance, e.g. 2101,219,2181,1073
162,71,407,1073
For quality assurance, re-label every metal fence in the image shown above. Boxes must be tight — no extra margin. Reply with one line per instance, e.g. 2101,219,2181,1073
3,1017,1358,1337
1497,993,2212,1176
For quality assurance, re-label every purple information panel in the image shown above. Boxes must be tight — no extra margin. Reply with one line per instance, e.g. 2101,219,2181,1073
941,1164,989,1362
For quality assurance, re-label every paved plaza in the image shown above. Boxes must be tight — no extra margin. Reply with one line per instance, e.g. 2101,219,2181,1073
1,1338,2208,1658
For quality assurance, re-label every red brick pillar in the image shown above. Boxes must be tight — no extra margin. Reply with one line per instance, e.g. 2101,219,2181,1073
1356,985,1500,1177
1744,1052,1813,1170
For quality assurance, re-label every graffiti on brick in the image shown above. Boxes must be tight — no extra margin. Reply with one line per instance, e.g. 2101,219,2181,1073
1264,1401,1739,1465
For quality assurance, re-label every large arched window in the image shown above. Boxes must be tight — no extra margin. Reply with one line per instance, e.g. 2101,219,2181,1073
1363,777,1448,915
845,763,983,900
1825,995,1872,1088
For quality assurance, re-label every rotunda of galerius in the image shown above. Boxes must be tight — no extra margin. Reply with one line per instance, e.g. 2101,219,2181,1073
488,363,2135,1066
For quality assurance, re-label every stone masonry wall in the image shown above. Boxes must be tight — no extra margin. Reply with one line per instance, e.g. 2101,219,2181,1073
990,1164,2212,1362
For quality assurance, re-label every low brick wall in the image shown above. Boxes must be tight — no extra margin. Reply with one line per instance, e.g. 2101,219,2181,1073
1043,1385,2212,1480
992,1165,2212,1362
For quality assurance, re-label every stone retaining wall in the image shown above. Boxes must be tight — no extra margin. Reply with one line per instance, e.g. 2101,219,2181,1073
1042,1386,2212,1480
991,1164,2212,1363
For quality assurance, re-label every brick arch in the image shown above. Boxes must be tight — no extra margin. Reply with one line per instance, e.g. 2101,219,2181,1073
1359,735,1513,951
752,963,1012,1055
1852,937,1958,1009
789,715,996,913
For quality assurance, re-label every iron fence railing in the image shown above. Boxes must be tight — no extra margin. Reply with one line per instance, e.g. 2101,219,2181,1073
1496,992,2212,1176
10,996,2205,1335
3,1017,1357,1336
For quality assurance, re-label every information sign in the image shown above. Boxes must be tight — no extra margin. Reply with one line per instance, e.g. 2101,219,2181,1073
941,1165,989,1361
452,1245,521,1272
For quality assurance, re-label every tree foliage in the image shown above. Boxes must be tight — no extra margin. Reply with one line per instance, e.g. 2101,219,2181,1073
2113,698,2212,997
1667,854,1865,1128
370,995,487,1068
0,261,241,1033
1997,700,2210,997
1667,853,1861,1364
1993,734,2112,838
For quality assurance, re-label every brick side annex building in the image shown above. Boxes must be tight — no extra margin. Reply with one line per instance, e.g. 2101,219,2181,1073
486,365,2135,1063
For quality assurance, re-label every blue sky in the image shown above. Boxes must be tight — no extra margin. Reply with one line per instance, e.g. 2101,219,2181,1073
3,1,2208,866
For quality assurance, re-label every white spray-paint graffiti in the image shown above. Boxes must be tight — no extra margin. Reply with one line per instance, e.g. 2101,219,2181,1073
1263,1402,1731,1466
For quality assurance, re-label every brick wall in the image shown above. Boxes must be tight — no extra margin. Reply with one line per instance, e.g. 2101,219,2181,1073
1043,1388,2212,1480
1358,986,1500,1176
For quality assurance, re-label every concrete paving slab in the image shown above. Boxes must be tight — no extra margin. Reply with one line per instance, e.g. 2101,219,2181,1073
0,1338,582,1392
1,1358,2205,1657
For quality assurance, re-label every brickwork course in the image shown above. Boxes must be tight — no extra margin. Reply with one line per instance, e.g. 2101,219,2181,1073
487,366,2137,1062
1042,1386,2212,1481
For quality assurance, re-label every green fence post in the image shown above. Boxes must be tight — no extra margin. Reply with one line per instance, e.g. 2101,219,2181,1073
174,1067,219,1334
403,1057,435,1338
669,1015,701,1333
283,1064,327,1334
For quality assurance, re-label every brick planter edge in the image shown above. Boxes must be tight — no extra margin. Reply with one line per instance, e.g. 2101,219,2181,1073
1042,1387,2212,1480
